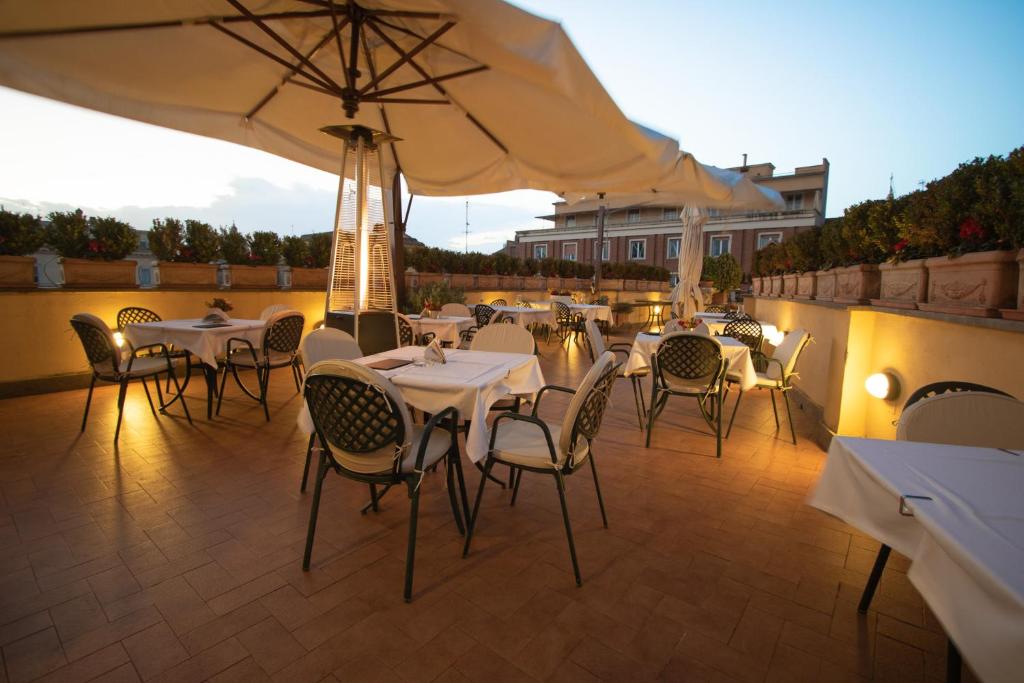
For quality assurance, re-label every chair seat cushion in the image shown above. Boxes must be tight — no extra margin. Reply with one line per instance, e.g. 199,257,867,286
97,356,180,380
331,424,452,476
491,420,589,469
229,349,295,367
753,372,783,389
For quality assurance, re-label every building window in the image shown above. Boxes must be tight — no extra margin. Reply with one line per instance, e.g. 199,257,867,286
601,239,610,261
662,208,679,221
533,243,547,259
785,193,803,210
756,232,782,250
666,237,681,259
627,208,641,223
628,239,646,260
565,213,576,228
562,242,577,261
709,235,731,257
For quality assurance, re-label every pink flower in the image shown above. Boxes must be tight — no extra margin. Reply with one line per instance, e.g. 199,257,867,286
893,239,909,253
958,217,985,242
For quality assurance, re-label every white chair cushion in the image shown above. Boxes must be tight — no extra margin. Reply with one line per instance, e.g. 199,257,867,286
97,355,180,379
229,349,295,367
768,329,808,381
440,303,472,317
491,419,589,469
260,304,289,320
301,327,362,366
897,392,1024,449
332,423,451,475
470,323,534,354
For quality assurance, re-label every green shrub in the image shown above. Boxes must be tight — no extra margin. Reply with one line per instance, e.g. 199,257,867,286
46,209,91,258
405,280,465,313
219,224,249,265
818,218,846,268
0,209,45,256
184,220,220,263
309,233,332,268
149,218,184,261
281,235,310,268
87,216,138,260
785,229,821,273
702,253,741,291
247,230,281,266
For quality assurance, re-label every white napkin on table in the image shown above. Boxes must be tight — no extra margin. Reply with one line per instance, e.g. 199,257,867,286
424,338,446,364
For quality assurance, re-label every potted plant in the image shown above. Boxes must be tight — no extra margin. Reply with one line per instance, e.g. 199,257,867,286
0,208,44,287
787,230,820,300
150,218,221,288
703,254,741,304
600,262,624,291
284,234,329,289
48,210,139,288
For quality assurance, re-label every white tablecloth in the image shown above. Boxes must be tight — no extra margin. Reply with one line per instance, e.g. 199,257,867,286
529,301,613,324
491,305,556,328
695,319,780,342
809,437,1024,683
694,312,729,320
407,315,474,346
298,346,545,462
125,318,265,368
623,332,757,391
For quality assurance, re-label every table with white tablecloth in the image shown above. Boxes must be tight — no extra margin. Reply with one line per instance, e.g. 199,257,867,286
809,437,1024,683
695,319,780,343
298,345,545,462
407,314,474,346
491,305,556,328
125,318,266,418
529,301,613,324
622,332,757,391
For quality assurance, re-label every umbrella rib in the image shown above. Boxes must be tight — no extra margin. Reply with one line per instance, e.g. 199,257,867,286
359,27,402,175
358,21,455,96
361,97,448,104
326,2,351,91
225,0,343,95
372,16,475,63
366,66,488,99
209,23,340,96
244,20,349,120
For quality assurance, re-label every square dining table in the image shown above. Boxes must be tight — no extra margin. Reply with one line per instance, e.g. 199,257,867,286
622,331,757,391
406,314,474,347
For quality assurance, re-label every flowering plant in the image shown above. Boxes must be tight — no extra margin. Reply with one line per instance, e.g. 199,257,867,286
205,297,233,312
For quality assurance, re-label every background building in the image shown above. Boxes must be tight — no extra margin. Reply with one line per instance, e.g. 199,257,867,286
503,158,829,275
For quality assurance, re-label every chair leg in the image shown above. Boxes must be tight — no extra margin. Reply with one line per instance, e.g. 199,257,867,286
644,384,660,448
403,483,421,602
510,468,523,506
782,390,797,445
726,389,744,438
769,389,780,429
444,453,466,535
140,377,157,416
167,369,191,424
716,390,723,459
630,376,646,430
216,363,230,415
260,366,271,422
300,433,315,492
858,544,891,613
113,380,129,442
553,471,583,586
946,639,962,683
302,452,329,570
462,456,495,557
368,483,380,512
588,454,609,528
80,375,96,432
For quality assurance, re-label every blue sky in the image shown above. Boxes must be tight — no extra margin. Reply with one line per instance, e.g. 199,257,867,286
1,0,1021,253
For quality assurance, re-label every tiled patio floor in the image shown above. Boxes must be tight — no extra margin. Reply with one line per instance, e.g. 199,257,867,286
0,335,964,682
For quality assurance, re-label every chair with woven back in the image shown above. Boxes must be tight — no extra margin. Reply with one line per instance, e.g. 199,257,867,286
440,302,472,318
490,298,507,306
718,317,763,355
301,360,468,602
645,332,728,458
217,310,305,421
704,304,729,313
552,300,584,345
397,313,435,347
71,313,191,442
462,351,620,586
460,303,496,347
116,306,195,392
724,329,811,444
583,319,646,429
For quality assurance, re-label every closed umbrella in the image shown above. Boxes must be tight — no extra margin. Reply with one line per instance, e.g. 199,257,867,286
671,206,707,320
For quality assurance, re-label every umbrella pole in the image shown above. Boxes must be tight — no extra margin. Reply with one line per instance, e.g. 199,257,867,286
391,171,406,309
594,193,606,293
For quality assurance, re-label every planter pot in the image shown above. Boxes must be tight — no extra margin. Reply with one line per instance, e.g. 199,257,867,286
602,278,624,291
782,274,798,298
711,290,729,305
834,264,880,304
750,277,763,296
999,250,1024,321
62,257,137,289
543,277,561,291
416,271,444,287
0,255,36,288
156,261,218,289
815,270,836,301
871,259,927,309
227,264,279,289
769,275,782,297
795,272,817,300
624,279,640,291
919,249,1018,318
447,273,474,289
290,267,328,290
475,274,500,290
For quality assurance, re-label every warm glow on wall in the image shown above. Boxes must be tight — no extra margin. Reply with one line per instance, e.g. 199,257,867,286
865,371,900,401
113,331,125,348
766,329,786,347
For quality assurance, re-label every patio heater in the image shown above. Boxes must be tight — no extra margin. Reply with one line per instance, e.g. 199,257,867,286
322,125,401,355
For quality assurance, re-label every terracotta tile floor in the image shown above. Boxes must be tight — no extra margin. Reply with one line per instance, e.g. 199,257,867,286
0,334,968,682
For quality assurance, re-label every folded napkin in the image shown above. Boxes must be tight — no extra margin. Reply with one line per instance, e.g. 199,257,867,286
424,338,446,364
203,309,230,322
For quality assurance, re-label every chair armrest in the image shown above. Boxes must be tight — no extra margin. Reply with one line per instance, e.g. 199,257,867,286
225,337,259,366
124,343,172,373
413,406,459,474
490,412,558,466
532,384,576,416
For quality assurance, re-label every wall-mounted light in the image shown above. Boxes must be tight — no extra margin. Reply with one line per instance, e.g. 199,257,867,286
113,331,125,348
865,371,900,401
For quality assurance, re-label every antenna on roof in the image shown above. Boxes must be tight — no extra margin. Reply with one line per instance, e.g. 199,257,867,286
888,173,894,200
464,200,469,254
741,153,748,172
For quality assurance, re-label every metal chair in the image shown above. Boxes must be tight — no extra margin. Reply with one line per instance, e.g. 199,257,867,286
217,310,304,421
440,302,472,318
490,298,507,306
301,360,468,602
725,329,811,444
463,352,619,586
397,313,434,347
474,303,496,327
116,306,195,394
718,318,763,354
553,301,584,345
259,303,289,320
71,313,191,442
704,304,729,313
645,332,728,458
583,319,646,429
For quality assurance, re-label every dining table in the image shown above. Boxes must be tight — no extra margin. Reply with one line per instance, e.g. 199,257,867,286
809,437,1024,683
695,318,780,343
529,301,614,323
297,344,545,463
406,314,474,347
622,331,758,391
490,305,557,329
125,317,266,419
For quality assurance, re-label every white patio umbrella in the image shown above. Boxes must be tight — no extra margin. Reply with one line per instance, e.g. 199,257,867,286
671,206,708,320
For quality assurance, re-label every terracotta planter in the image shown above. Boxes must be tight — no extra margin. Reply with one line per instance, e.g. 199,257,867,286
871,259,927,309
601,278,624,291
227,264,279,289
475,274,500,290
543,277,561,291
62,257,137,289
290,267,328,290
416,271,444,287
750,277,762,296
624,279,641,291
919,249,1018,318
447,273,474,289
769,275,782,296
156,261,218,289
0,255,36,288
526,276,545,290
999,250,1024,321
711,290,729,305
795,272,817,300
815,270,836,301
833,264,880,304
782,274,798,298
